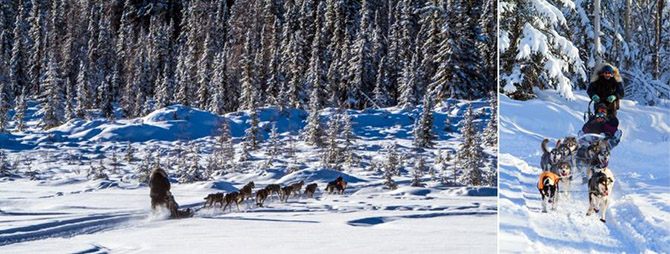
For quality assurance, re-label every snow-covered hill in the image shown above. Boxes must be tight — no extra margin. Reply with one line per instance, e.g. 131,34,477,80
499,90,670,253
0,101,497,253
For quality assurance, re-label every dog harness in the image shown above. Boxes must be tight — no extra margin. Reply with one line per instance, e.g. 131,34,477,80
537,171,560,190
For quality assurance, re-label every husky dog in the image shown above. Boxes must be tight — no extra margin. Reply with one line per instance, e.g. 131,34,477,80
562,136,579,155
238,181,255,203
586,148,610,180
336,181,347,195
203,192,224,208
304,183,318,198
290,180,305,197
540,139,563,173
559,136,579,169
255,189,269,207
556,162,572,200
575,139,607,182
325,181,339,194
587,167,615,223
280,186,294,202
326,179,347,195
222,191,240,212
264,184,282,201
537,171,560,213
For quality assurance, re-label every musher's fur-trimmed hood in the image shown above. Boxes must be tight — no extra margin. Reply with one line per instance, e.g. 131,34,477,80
590,62,623,83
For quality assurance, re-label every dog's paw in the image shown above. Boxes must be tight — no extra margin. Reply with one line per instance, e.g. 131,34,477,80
586,211,593,216
600,218,606,223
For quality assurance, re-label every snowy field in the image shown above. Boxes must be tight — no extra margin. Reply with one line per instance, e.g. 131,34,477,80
0,101,497,253
499,90,670,253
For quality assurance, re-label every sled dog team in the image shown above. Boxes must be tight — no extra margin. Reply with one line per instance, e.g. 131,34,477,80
537,136,615,223
203,176,347,212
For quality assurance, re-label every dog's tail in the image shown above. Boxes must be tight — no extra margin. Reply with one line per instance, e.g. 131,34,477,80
541,139,550,153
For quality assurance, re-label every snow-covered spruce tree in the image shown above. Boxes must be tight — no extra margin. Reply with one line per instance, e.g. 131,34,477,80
482,93,498,150
463,135,487,186
418,0,443,96
239,31,259,111
183,145,204,183
88,160,108,181
208,51,227,115
397,52,418,110
441,151,454,185
0,150,11,177
204,153,218,179
244,104,262,151
265,20,283,109
455,104,486,186
155,64,173,110
414,93,436,148
303,86,324,147
479,0,497,88
0,69,9,133
37,55,63,130
174,2,199,107
500,0,585,100
27,0,46,94
217,119,235,168
412,155,427,187
110,149,120,175
136,155,154,184
372,56,391,108
305,7,327,110
74,62,89,118
341,109,358,169
383,143,399,190
486,157,498,186
125,142,134,163
346,0,374,110
267,120,281,163
238,141,251,163
10,3,29,96
443,102,453,132
385,142,401,175
63,78,75,121
430,148,442,181
285,30,308,109
323,112,341,169
196,26,216,110
13,87,27,131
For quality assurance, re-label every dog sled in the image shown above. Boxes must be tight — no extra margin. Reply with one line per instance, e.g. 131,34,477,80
576,130,622,151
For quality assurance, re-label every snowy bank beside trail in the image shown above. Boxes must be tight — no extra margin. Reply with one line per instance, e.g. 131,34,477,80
499,90,670,253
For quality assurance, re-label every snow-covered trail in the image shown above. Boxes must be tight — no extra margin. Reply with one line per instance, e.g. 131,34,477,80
0,179,497,253
499,90,670,253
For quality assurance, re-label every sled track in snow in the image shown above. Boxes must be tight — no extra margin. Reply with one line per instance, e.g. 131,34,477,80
607,200,670,253
500,153,666,253
0,211,146,246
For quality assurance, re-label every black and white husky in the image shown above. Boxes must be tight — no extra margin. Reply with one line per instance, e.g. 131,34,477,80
538,172,560,213
540,139,563,173
586,166,615,223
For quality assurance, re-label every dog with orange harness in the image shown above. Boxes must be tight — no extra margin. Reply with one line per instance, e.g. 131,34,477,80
537,171,560,213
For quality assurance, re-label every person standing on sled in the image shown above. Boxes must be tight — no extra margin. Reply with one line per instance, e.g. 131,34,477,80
149,167,193,218
587,63,624,117
582,103,620,148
